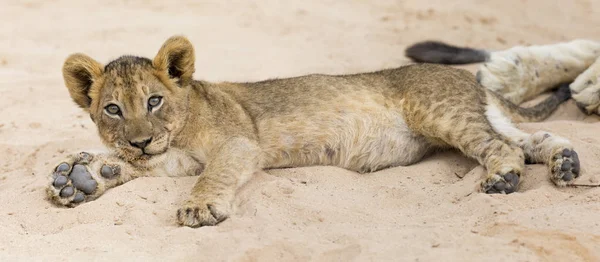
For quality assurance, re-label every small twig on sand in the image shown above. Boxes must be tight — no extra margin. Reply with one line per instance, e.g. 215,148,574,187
567,184,600,188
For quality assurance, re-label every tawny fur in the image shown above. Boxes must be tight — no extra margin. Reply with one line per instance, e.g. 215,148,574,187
47,36,580,228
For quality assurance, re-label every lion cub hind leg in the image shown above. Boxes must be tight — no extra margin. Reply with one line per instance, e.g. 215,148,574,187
397,67,525,193
420,115,524,194
454,127,525,194
522,132,580,186
46,151,134,206
485,104,580,187
400,98,525,194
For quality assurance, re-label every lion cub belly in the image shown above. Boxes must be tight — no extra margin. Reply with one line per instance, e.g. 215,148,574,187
258,109,429,172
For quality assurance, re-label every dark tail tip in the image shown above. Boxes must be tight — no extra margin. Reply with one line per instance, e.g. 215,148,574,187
405,41,489,65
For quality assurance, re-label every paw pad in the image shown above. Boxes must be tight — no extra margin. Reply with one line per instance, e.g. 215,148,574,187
78,152,93,163
56,163,70,173
484,172,520,194
53,175,68,187
60,186,74,197
100,165,120,179
72,192,85,203
552,148,580,184
69,164,98,194
49,155,121,206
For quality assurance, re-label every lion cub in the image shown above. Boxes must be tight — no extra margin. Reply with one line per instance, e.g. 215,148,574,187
47,36,580,228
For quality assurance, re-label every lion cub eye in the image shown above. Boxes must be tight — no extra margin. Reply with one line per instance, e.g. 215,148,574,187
148,96,163,111
104,104,121,116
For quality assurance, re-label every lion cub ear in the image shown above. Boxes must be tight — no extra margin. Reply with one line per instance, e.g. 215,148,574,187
153,35,195,86
62,54,104,111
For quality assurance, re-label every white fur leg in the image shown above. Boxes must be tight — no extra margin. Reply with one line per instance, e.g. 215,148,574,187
478,39,600,104
485,103,580,186
571,56,600,114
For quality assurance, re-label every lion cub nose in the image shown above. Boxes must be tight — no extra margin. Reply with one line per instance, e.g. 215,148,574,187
129,137,153,150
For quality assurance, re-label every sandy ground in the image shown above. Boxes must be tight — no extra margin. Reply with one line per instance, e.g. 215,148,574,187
1,0,600,261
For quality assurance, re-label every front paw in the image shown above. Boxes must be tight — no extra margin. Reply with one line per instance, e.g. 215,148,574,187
46,152,121,207
176,196,231,228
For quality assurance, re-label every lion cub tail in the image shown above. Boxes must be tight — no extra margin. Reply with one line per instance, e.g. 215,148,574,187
489,83,572,123
405,41,489,64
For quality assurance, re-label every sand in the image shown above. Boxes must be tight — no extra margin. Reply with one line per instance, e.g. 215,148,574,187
1,0,600,261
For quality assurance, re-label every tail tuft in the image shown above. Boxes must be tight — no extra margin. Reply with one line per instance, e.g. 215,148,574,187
405,41,489,64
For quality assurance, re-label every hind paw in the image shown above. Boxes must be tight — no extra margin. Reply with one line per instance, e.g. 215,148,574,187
482,171,520,194
550,148,580,186
46,152,121,207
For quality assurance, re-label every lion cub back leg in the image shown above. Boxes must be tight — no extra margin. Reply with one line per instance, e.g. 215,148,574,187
400,94,525,194
485,103,581,186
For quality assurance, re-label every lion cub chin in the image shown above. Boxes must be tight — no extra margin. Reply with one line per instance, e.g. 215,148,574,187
47,36,580,228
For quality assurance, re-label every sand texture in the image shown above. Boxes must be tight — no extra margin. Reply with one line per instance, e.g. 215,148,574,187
1,0,600,261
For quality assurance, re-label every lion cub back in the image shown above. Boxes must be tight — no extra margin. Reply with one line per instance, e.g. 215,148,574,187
230,66,457,172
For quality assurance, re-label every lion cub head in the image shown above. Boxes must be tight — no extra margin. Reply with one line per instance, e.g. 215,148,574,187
62,36,195,166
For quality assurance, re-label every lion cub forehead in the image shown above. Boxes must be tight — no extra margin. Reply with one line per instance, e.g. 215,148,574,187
101,56,165,101
104,56,154,84
103,56,162,90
